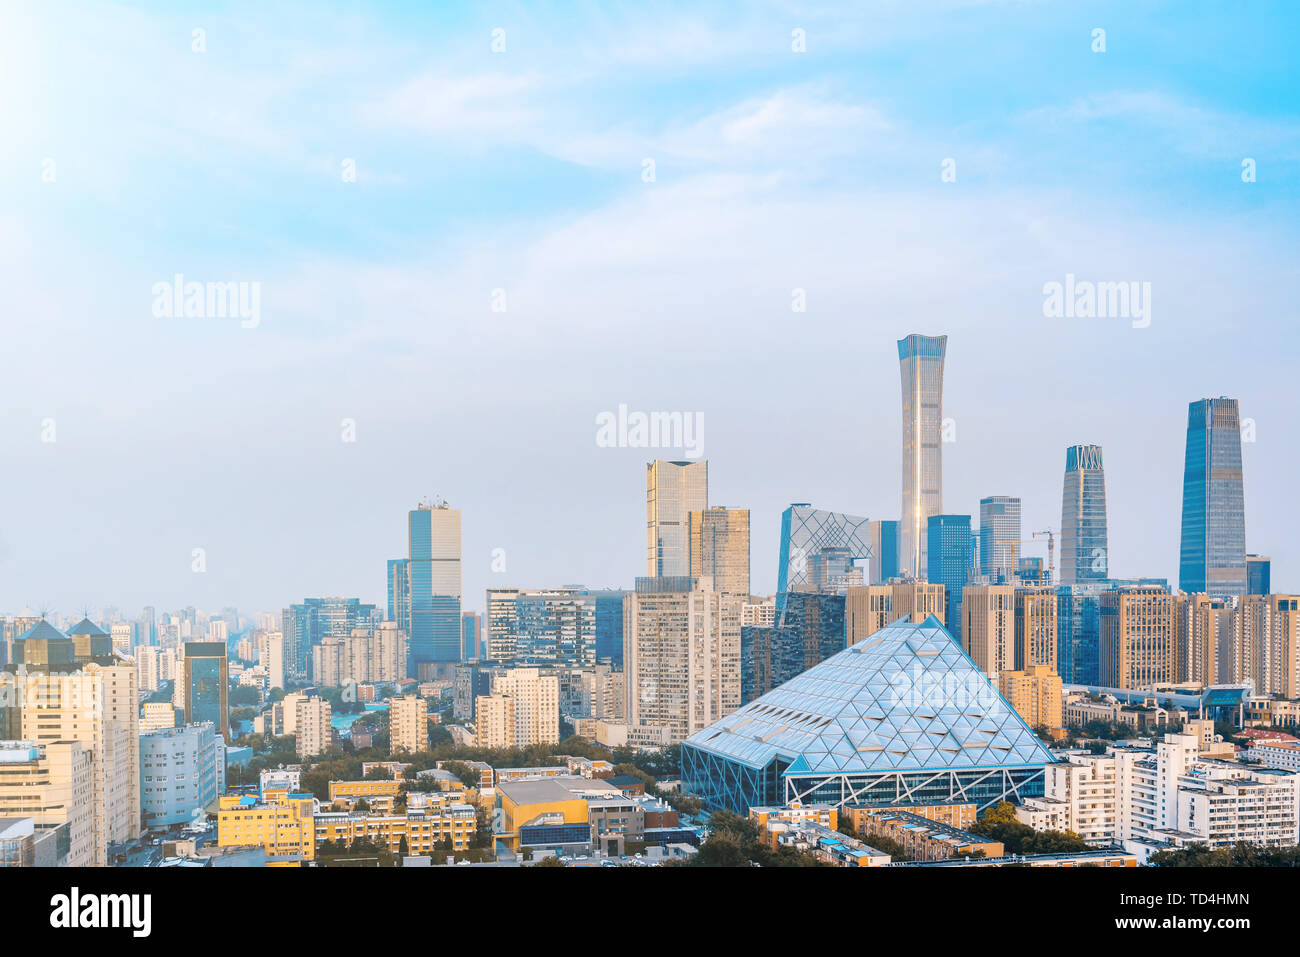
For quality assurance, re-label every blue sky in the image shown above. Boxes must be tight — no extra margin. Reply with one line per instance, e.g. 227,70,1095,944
1,0,1297,615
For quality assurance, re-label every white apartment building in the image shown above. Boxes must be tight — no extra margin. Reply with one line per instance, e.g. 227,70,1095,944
1245,740,1300,772
1018,732,1300,850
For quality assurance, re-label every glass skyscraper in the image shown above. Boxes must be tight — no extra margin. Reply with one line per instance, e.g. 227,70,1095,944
183,641,229,742
868,519,899,584
926,514,971,642
1179,397,1247,597
646,460,708,578
898,334,947,579
1246,555,1271,596
408,501,463,672
776,504,872,607
1060,444,1109,586
689,506,751,594
978,495,1021,584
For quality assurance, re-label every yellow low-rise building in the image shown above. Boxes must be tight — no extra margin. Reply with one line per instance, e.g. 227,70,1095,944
217,792,315,862
495,779,590,854
316,805,477,855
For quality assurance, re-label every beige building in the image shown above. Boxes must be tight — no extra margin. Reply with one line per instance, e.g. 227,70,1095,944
624,576,741,744
312,623,406,688
689,506,750,595
141,701,176,733
1174,593,1233,685
474,667,559,749
294,696,333,758
1237,595,1299,697
16,663,140,865
1100,586,1176,689
1015,586,1058,671
646,459,708,578
845,581,947,645
389,695,428,753
0,740,95,867
961,585,1015,679
999,664,1063,731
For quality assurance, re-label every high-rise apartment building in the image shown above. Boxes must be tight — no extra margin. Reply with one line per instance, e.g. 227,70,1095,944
1173,593,1234,685
927,514,971,642
1099,586,1175,689
389,695,428,753
312,624,407,688
689,506,751,595
845,581,947,644
961,584,1015,679
998,665,1063,731
898,333,947,579
295,697,333,758
282,598,382,683
1060,444,1109,585
646,460,708,578
1015,586,1059,671
407,501,463,674
978,496,1022,584
1179,397,1247,597
474,668,560,749
0,740,94,867
624,577,742,743
1237,595,1300,698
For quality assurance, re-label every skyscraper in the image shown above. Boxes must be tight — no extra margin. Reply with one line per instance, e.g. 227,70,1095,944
1246,555,1271,596
979,496,1022,584
408,500,463,674
1060,444,1109,586
646,460,708,577
1179,397,1247,597
689,506,751,595
927,514,972,643
183,641,229,743
898,333,947,579
867,520,899,585
387,558,410,634
776,504,872,602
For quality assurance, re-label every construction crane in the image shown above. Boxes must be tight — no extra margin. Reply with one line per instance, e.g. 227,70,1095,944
1032,529,1055,581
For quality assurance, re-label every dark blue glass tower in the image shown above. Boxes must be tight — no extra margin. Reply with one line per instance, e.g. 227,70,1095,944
1179,398,1247,597
926,514,971,642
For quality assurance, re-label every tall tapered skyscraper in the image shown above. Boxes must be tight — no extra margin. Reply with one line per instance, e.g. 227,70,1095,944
1179,397,1246,597
408,500,462,674
1060,444,1108,585
898,334,947,579
646,460,708,577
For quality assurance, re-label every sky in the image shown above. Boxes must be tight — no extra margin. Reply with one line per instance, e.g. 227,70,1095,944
1,0,1297,618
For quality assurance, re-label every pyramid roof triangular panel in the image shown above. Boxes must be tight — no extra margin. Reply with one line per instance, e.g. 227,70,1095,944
683,615,1056,775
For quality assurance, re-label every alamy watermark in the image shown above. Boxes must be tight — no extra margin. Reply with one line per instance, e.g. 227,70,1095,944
152,274,260,328
1042,273,1151,329
595,404,703,458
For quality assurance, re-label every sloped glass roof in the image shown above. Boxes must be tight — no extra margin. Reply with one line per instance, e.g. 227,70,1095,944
684,614,1056,775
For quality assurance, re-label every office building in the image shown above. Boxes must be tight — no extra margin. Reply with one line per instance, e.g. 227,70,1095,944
387,558,411,636
453,661,494,722
740,591,845,703
389,695,428,754
646,460,708,578
1060,444,1108,585
461,611,481,660
1246,556,1271,596
898,333,948,579
1056,584,1102,686
624,576,742,744
777,504,872,601
407,500,463,674
217,791,315,862
867,520,899,585
182,642,229,742
1179,397,1247,597
927,514,971,642
282,598,382,683
978,496,1021,583
689,506,751,595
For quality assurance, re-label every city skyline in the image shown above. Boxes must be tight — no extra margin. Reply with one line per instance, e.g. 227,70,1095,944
2,1,1296,615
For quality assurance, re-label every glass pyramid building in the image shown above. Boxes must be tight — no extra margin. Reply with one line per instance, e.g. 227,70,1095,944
682,615,1055,813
